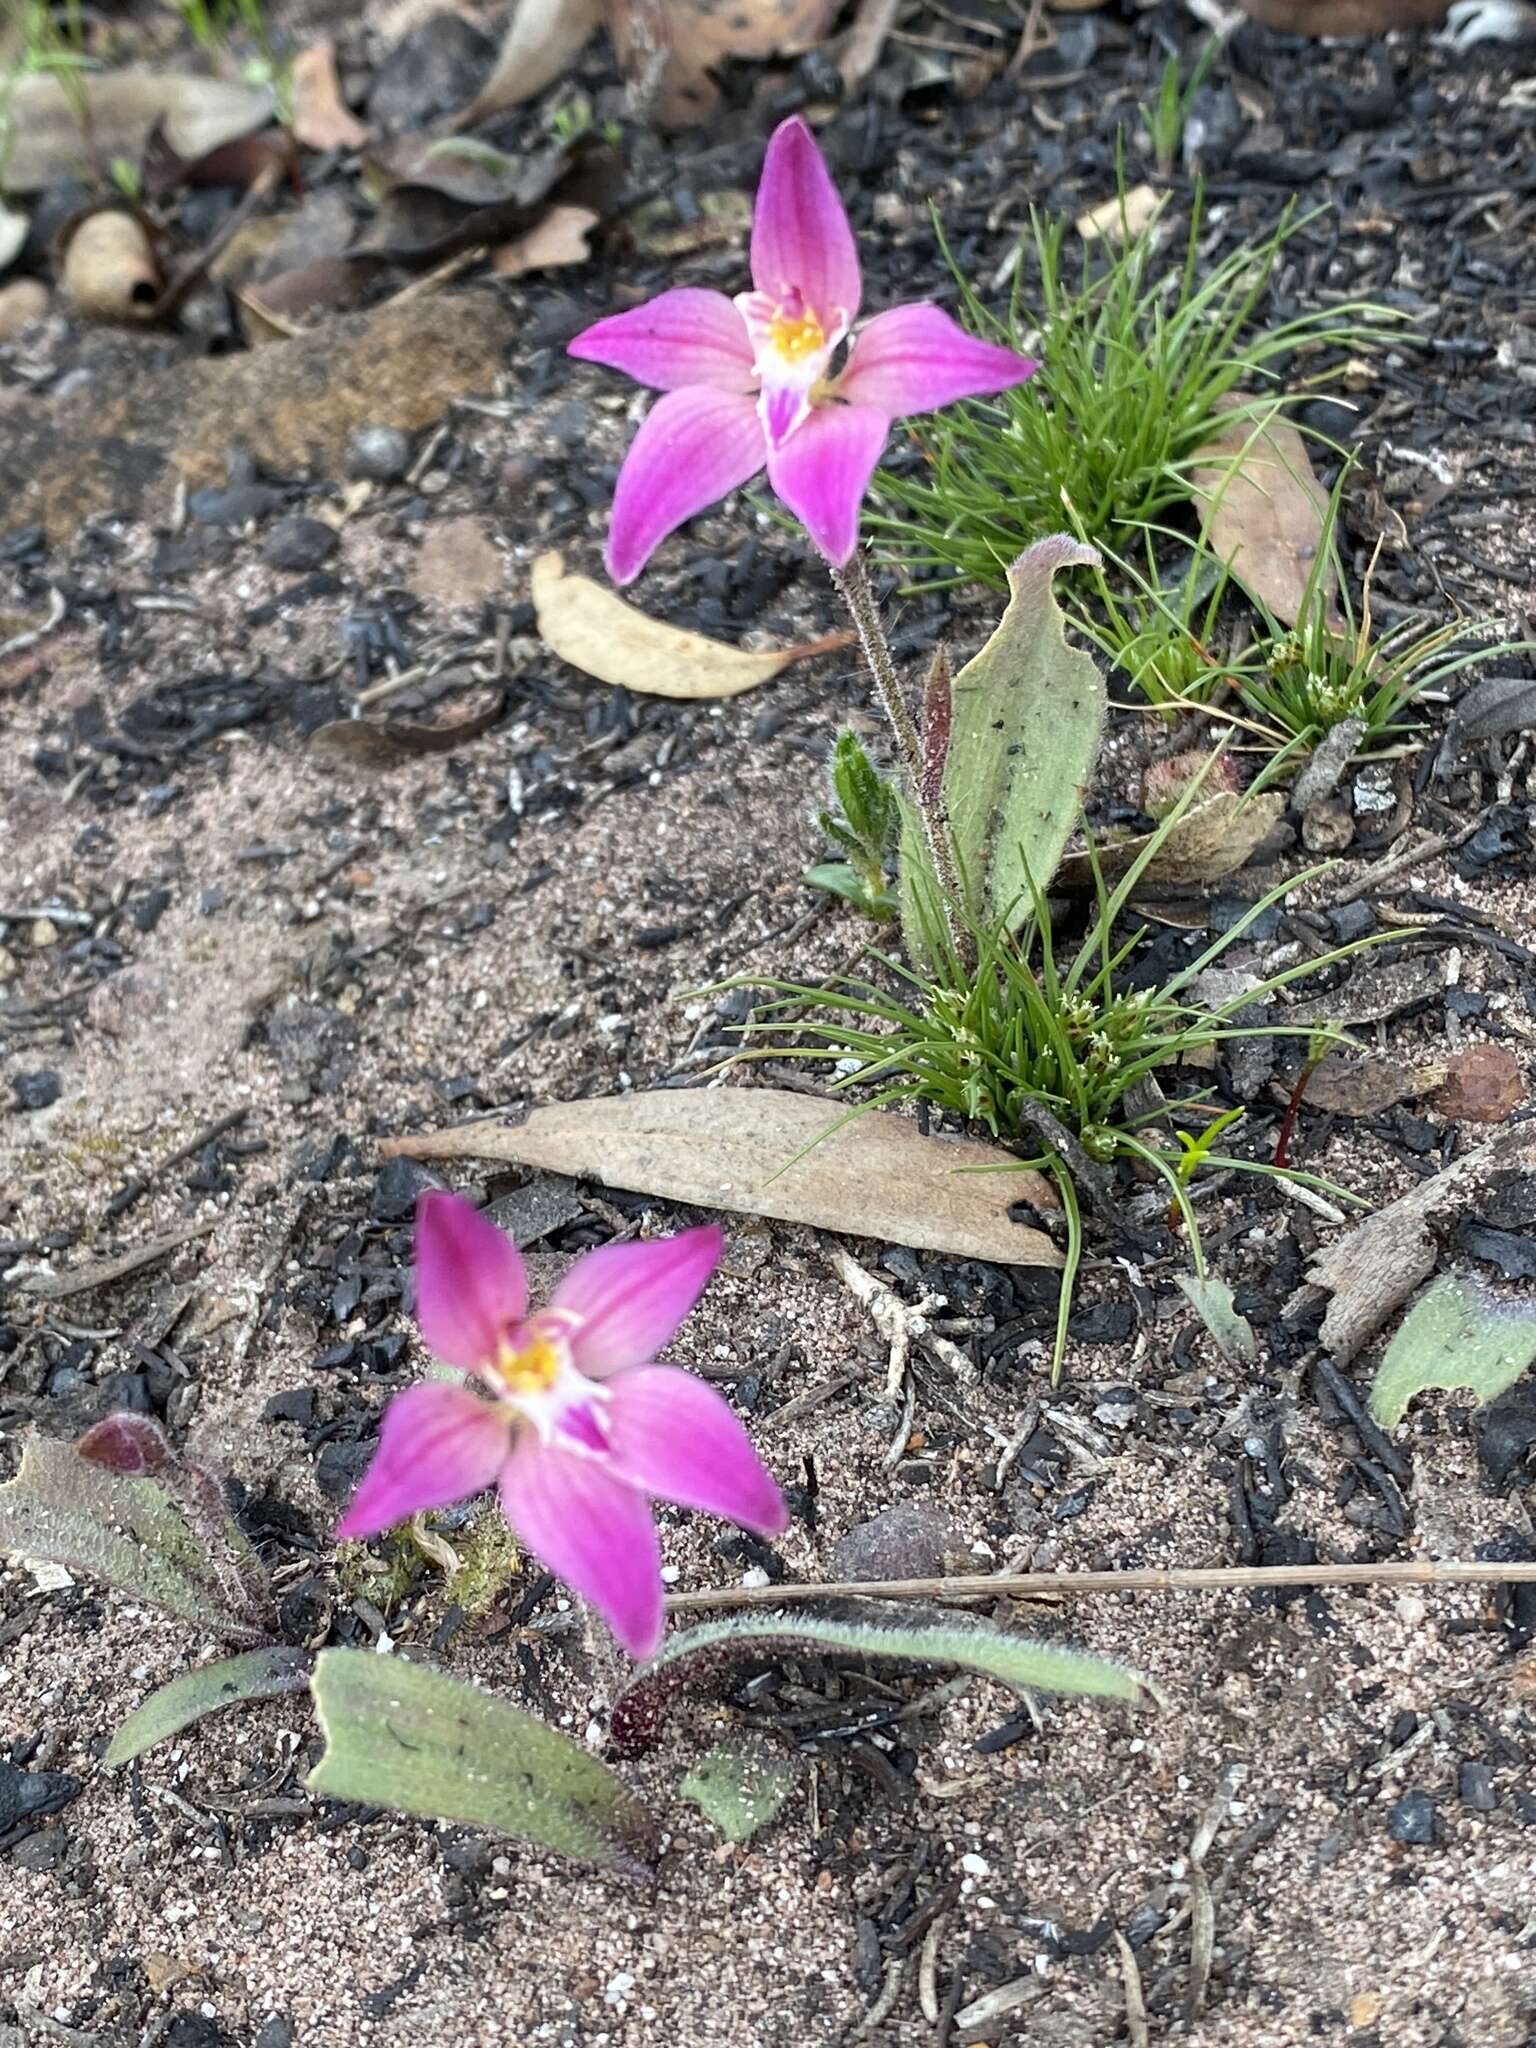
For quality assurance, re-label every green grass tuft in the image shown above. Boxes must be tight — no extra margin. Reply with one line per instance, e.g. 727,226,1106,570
867,184,1400,589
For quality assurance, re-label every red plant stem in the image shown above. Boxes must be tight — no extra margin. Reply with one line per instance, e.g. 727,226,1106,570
1273,1062,1318,1170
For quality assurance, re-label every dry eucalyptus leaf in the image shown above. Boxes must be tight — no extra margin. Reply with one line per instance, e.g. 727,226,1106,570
379,1087,1063,1267
532,551,853,699
5,73,274,196
611,0,840,126
1191,411,1333,629
839,0,902,88
492,203,599,275
458,0,606,122
290,39,369,153
1054,791,1284,891
1076,184,1163,245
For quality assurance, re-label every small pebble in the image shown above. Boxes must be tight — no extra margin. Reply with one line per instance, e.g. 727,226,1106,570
12,1068,61,1111
187,483,282,527
1387,1790,1436,1845
263,516,339,573
1458,1763,1497,1811
1327,900,1376,943
348,425,412,483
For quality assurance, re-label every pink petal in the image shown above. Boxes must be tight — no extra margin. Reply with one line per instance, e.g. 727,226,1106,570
555,1225,724,1379
837,303,1039,418
499,1438,663,1659
567,288,756,393
413,1191,527,1372
606,388,766,585
604,1365,788,1535
766,401,889,567
334,1383,512,1540
751,116,861,327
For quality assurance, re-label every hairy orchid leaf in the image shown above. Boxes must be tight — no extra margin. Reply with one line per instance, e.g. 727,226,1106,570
78,1415,272,1630
0,1436,270,1644
1368,1275,1536,1429
681,1736,798,1844
900,535,1105,957
307,1649,658,1876
609,1610,1148,1757
106,1647,312,1768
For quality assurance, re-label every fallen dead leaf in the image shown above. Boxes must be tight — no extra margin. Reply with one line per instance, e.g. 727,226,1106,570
464,0,838,127
1054,791,1284,890
532,551,854,699
1191,409,1334,630
1286,953,1444,1030
1443,674,1536,754
236,254,386,342
839,0,902,88
309,691,506,770
379,1088,1063,1267
141,125,296,201
362,138,618,270
1430,1044,1523,1125
1076,184,1163,245
621,0,840,125
1288,1052,1447,1118
5,73,273,196
492,203,599,275
291,39,369,153
458,0,607,122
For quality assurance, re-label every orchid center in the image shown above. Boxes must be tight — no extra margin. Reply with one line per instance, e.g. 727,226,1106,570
490,1318,571,1397
768,304,827,363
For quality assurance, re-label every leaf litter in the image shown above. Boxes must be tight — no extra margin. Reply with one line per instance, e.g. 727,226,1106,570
531,551,855,698
380,1087,1064,1265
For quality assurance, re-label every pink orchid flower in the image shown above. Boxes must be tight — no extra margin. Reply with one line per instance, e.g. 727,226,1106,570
336,1193,786,1660
568,114,1038,584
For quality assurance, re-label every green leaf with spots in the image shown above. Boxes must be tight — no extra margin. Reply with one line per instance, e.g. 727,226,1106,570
306,1649,657,1875
1369,1275,1536,1429
106,1647,312,1767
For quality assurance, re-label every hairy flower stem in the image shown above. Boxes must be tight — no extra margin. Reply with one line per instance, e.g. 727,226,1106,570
832,552,972,967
